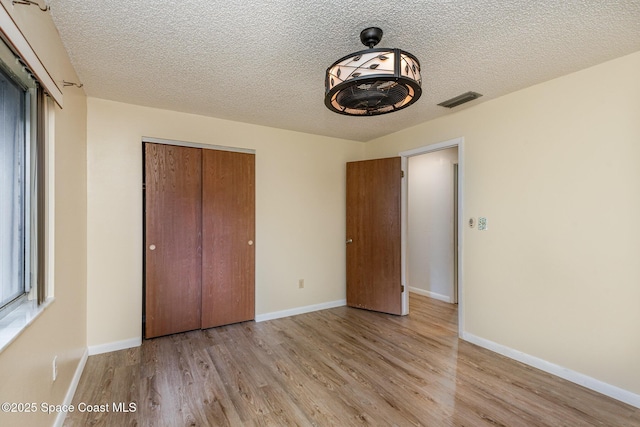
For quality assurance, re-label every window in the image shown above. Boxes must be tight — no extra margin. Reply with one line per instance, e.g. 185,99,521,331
0,37,42,318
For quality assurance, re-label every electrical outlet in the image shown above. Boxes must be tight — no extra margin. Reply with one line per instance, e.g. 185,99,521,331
52,356,57,382
298,279,304,289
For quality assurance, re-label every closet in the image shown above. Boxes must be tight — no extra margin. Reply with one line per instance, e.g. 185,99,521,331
143,142,255,338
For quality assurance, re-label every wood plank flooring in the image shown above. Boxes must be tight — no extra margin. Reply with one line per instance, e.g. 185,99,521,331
64,294,640,426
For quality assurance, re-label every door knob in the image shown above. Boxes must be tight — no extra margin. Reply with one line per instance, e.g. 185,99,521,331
346,239,353,244
149,244,156,251
248,240,253,246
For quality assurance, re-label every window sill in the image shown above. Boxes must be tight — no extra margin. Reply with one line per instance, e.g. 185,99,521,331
0,297,54,353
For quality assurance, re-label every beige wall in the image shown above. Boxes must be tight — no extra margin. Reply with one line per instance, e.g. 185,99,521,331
0,2,88,426
367,51,640,395
86,98,364,348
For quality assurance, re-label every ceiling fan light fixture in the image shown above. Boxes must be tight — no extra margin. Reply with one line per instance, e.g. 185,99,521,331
325,27,422,116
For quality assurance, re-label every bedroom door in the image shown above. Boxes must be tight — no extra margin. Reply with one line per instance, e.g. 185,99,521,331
346,157,403,315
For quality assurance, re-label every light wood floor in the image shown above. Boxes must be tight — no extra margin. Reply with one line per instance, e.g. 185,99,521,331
64,294,640,426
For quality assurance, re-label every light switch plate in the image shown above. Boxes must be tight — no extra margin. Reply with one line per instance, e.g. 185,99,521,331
478,217,488,231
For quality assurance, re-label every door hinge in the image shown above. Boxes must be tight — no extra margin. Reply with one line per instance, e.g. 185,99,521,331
401,170,405,178
401,285,405,293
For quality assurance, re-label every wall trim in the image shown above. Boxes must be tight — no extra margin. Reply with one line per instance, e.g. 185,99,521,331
87,301,346,355
88,337,141,356
255,299,346,322
409,287,452,303
87,301,346,356
462,332,640,409
54,348,88,427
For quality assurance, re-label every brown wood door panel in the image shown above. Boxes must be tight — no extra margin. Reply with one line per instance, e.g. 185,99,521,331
144,143,202,338
346,157,402,315
201,149,255,328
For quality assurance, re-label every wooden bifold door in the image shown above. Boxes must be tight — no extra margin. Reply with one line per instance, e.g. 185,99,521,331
144,142,255,338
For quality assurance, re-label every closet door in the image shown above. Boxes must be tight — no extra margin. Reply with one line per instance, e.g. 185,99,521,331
201,149,255,328
144,143,202,338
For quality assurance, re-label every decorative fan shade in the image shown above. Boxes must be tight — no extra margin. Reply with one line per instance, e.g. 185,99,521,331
325,28,422,116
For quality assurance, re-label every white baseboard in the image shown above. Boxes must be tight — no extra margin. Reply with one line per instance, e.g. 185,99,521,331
54,348,88,427
88,337,141,356
86,301,347,354
462,332,640,409
255,299,346,322
409,287,452,303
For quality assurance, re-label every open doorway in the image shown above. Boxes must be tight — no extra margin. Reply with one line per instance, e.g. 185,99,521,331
400,138,464,334
407,147,458,303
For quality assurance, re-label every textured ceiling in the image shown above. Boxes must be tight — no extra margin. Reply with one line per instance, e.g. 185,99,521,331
48,0,640,142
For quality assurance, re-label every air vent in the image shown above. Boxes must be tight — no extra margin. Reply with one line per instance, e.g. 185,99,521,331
438,91,482,108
